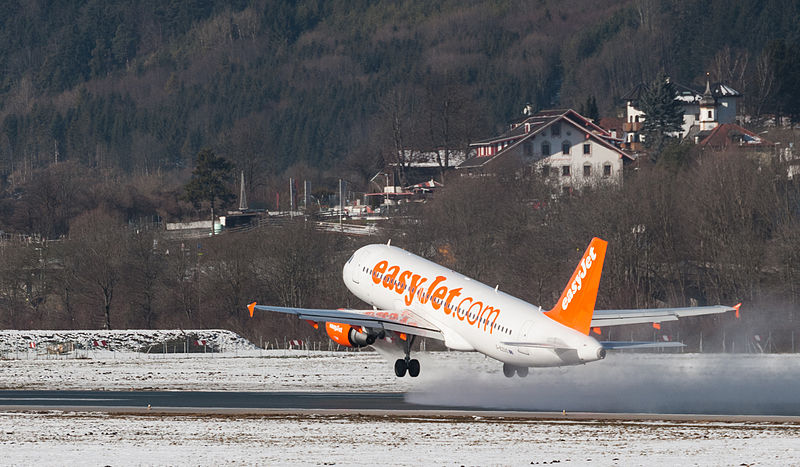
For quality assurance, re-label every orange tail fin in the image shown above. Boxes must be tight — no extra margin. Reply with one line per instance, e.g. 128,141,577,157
544,237,608,335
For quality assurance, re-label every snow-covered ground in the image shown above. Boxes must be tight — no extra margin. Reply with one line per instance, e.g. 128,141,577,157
1,411,799,466
0,349,408,391
0,329,256,353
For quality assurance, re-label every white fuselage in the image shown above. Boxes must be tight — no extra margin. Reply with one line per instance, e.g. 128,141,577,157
342,244,604,368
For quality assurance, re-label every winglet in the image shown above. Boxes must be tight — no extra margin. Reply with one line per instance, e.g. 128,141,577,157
733,302,741,319
248,302,257,318
544,237,608,335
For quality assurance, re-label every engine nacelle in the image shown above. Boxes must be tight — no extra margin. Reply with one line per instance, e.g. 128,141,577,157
325,322,380,348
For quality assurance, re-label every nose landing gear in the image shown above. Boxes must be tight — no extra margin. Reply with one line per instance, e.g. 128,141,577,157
394,335,420,377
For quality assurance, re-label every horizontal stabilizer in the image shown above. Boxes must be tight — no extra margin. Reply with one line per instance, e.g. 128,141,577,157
600,341,686,350
591,305,737,327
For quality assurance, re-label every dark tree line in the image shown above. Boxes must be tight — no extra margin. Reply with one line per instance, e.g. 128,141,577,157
2,0,800,203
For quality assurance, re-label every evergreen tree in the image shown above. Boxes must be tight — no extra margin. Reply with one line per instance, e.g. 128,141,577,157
640,73,685,160
767,39,800,121
183,148,234,234
584,95,599,121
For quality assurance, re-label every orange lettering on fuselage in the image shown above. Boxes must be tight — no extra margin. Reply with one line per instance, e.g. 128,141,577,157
371,259,501,334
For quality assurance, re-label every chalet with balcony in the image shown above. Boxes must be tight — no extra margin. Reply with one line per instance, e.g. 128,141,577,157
458,109,634,191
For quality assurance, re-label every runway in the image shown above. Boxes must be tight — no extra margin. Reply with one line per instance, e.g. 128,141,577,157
3,390,800,423
0,390,414,411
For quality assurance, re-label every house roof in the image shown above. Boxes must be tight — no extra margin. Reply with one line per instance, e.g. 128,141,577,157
459,109,633,169
622,80,741,104
698,123,774,149
597,116,625,133
471,109,610,146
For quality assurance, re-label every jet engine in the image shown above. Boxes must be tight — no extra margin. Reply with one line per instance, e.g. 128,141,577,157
325,322,383,347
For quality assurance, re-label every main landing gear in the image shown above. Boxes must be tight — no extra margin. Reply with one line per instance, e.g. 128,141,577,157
394,335,420,377
503,363,529,378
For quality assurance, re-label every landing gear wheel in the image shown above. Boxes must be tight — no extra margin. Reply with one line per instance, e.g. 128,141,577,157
408,359,420,377
502,363,515,378
394,358,407,377
516,366,529,378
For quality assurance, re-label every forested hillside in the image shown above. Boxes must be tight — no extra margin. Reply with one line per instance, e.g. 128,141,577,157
1,0,799,210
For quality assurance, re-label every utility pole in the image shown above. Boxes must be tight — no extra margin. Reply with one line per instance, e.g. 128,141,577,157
238,170,247,211
289,177,295,217
338,178,344,229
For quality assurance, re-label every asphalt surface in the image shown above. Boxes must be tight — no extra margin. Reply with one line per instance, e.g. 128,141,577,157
0,390,417,410
2,390,800,423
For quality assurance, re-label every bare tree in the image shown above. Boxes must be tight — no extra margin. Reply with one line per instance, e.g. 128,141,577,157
751,50,775,120
125,228,165,328
70,208,127,329
379,86,423,187
423,76,475,181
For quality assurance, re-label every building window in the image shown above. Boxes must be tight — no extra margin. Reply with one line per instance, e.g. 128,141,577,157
707,110,712,118
524,141,533,157
635,115,640,123
583,143,591,155
562,141,571,155
695,113,700,121
551,123,560,136
562,165,571,177
603,164,612,177
542,142,550,156
583,164,591,177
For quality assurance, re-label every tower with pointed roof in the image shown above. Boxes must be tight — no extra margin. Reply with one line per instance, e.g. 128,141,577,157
698,74,719,131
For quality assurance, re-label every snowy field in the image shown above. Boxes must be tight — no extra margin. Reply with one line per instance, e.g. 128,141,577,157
1,411,799,466
3,351,800,465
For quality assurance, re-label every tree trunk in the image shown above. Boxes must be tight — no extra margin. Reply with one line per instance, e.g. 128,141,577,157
210,202,215,236
103,288,112,330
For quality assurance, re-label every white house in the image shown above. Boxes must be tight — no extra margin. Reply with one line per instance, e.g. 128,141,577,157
621,78,741,149
458,109,634,191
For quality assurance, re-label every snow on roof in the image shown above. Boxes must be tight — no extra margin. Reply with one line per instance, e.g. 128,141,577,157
623,80,741,105
394,149,469,167
714,83,741,97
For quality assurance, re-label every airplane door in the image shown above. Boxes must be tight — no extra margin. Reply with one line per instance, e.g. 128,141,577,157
350,252,361,285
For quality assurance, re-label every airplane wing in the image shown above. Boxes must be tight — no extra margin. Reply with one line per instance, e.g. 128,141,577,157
248,303,444,341
590,304,739,327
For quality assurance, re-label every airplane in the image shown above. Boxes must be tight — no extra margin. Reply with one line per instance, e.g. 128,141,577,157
248,237,739,378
